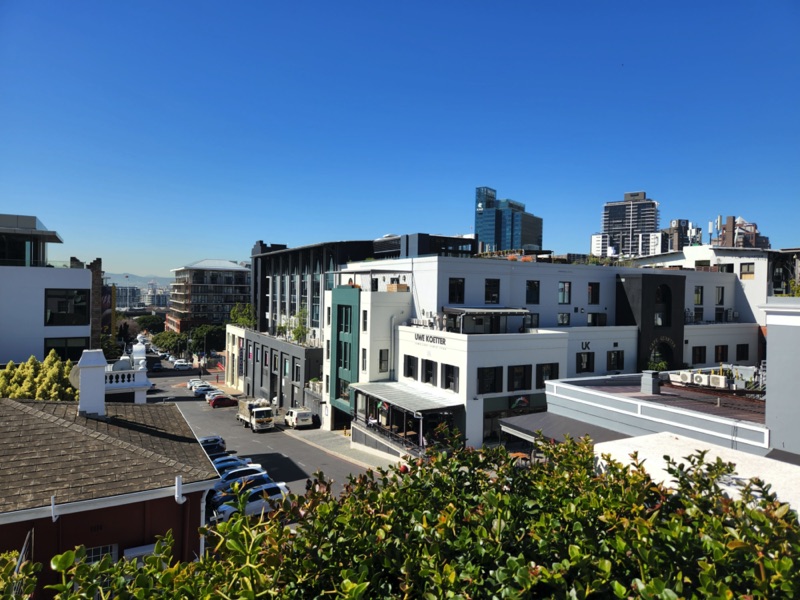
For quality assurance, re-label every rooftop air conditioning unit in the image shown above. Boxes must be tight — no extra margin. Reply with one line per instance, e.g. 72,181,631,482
679,371,692,384
693,373,709,386
709,374,728,389
725,308,734,322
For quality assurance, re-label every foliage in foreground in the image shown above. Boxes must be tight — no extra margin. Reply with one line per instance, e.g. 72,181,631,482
0,350,77,401
11,437,800,598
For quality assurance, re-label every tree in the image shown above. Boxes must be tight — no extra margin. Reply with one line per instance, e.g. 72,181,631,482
135,314,165,334
291,305,309,344
100,333,123,361
150,331,185,355
24,435,800,598
229,303,256,329
0,350,77,402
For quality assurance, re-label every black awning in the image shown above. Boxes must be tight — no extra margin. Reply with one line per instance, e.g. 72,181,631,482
499,412,630,445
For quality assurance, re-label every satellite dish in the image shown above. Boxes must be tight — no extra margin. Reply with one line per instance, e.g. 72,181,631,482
69,366,81,390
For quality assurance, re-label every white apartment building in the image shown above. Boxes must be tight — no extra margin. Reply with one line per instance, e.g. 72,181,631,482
321,255,759,454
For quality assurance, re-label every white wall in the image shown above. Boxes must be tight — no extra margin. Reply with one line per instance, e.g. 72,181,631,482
0,266,92,364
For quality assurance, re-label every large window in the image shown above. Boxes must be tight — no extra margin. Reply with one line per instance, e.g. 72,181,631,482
736,344,749,361
692,346,706,364
576,352,595,374
740,263,755,280
477,366,503,394
694,307,704,322
404,355,418,379
422,359,437,385
361,348,367,371
449,278,465,304
507,364,532,391
44,289,90,326
44,337,89,362
362,310,368,332
485,279,500,304
379,349,389,372
607,350,624,371
714,344,728,363
337,306,351,333
588,282,600,305
694,286,704,305
715,286,724,305
442,363,459,392
558,281,571,304
338,342,351,369
587,312,607,326
526,280,540,304
536,363,559,389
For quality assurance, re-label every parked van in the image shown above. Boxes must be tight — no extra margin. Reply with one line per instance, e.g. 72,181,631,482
284,409,313,429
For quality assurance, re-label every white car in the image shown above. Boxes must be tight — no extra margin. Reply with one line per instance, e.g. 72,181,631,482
212,465,269,491
193,384,217,397
206,389,227,402
284,409,313,429
187,378,204,389
211,482,290,523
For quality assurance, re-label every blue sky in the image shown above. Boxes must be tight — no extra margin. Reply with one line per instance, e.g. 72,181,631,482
1,1,798,277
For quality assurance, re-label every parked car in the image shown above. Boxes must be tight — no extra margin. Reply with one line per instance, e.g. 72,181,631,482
187,378,205,389
205,389,227,402
150,362,163,372
199,434,226,451
159,351,170,359
210,482,290,524
193,384,217,397
208,472,276,512
217,461,260,477
284,409,314,429
168,355,179,362
210,395,237,408
212,456,254,474
212,465,269,492
174,363,193,371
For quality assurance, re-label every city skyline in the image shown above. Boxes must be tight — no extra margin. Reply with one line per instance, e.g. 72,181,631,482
1,2,798,277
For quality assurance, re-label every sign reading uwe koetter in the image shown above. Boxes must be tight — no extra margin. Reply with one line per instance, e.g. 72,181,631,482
415,333,446,345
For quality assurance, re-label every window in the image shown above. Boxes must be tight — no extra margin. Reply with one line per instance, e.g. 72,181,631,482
477,366,503,394
528,313,539,328
272,352,279,371
292,360,301,382
694,286,704,305
361,348,367,371
337,341,350,369
449,278,465,304
362,310,368,332
325,375,329,393
736,344,749,361
379,349,389,372
557,312,570,326
694,307,704,323
715,286,724,305
714,345,728,363
507,365,532,391
44,337,89,362
337,306,351,333
85,544,118,564
558,281,571,304
327,306,331,325
525,280,540,304
442,363,459,392
715,307,724,322
404,355,418,379
588,282,600,305
44,289,90,326
536,363,559,389
326,340,330,360
692,346,706,364
740,263,755,280
485,279,500,304
576,352,595,373
422,359,437,385
607,350,624,371
587,312,607,326
283,358,289,376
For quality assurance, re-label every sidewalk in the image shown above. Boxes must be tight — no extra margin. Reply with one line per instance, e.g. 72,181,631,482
204,378,405,472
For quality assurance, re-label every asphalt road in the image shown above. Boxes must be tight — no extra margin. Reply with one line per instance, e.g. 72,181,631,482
147,373,369,497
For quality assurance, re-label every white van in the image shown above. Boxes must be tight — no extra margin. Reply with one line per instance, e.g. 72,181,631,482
284,409,313,429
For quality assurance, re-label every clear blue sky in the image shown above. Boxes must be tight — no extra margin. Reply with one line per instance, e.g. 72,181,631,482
1,1,798,277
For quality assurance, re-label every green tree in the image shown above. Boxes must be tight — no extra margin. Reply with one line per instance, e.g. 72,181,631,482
291,305,309,344
229,303,256,329
135,314,165,334
24,436,800,598
188,325,225,354
150,331,185,356
100,333,123,361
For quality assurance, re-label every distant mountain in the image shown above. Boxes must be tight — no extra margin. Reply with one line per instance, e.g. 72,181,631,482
104,273,173,289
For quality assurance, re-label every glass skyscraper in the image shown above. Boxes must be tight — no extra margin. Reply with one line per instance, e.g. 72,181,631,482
474,186,543,252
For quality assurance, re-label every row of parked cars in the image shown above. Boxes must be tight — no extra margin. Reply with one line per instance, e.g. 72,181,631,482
187,379,237,408
198,435,290,523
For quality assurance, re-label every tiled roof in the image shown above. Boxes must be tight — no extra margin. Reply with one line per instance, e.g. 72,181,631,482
1,399,218,513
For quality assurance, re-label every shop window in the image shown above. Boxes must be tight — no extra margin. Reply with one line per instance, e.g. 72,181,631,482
442,363,459,392
422,359,437,385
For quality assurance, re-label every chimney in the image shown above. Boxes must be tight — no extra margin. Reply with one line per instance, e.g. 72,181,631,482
641,370,661,395
74,350,109,417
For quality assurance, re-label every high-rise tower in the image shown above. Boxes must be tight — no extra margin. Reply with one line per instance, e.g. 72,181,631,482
598,191,660,257
474,186,543,253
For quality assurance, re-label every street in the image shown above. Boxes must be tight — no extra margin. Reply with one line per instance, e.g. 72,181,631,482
147,372,371,497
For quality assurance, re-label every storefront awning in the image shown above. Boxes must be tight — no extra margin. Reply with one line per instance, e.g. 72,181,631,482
499,412,629,445
350,381,463,414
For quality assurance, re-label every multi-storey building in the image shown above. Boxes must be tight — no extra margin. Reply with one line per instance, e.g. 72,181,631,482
114,285,142,309
594,191,660,258
166,259,251,333
712,215,770,249
474,186,543,253
321,253,759,454
0,214,103,363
